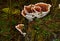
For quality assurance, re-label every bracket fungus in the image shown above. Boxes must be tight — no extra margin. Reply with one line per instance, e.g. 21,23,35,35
15,24,26,36
21,2,51,21
59,4,60,8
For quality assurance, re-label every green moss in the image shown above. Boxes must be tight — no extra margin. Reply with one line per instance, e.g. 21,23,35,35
2,8,20,15
53,39,60,41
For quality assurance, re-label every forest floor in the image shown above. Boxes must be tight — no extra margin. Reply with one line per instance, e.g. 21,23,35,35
0,0,60,41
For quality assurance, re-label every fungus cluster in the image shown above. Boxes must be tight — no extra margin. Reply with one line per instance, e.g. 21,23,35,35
15,2,51,36
21,2,51,21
